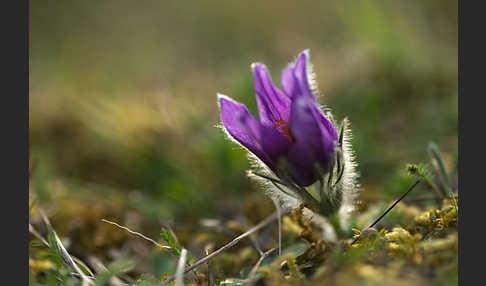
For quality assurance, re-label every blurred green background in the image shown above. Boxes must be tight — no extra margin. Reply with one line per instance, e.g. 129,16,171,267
30,0,457,223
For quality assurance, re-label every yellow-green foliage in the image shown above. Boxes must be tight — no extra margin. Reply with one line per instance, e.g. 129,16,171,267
259,201,457,286
409,201,458,237
259,254,305,286
385,227,422,262
29,258,56,273
213,246,257,277
29,187,458,286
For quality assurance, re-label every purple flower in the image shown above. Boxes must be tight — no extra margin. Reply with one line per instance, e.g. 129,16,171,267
218,50,338,187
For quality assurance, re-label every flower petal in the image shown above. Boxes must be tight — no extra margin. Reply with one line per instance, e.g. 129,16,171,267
252,63,291,127
259,125,293,166
218,94,267,161
287,96,337,186
281,50,314,101
218,94,291,170
287,141,320,186
289,96,324,153
314,109,338,150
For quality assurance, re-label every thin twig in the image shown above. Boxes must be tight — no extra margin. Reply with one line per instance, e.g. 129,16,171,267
53,226,93,286
101,220,205,284
204,246,214,286
202,217,263,256
29,223,96,277
271,199,282,257
36,204,93,286
236,215,266,256
29,223,49,246
351,180,421,245
175,248,188,286
246,248,276,284
101,219,171,250
162,210,288,284
247,233,263,256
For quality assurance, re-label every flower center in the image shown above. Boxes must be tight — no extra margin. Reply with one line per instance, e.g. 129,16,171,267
274,119,293,141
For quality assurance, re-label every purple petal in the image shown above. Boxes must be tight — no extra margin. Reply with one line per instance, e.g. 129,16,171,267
239,114,292,169
218,94,291,170
314,108,338,149
281,50,314,101
281,66,299,98
259,125,292,166
287,141,320,186
219,94,268,162
287,96,337,186
252,63,291,127
289,97,324,153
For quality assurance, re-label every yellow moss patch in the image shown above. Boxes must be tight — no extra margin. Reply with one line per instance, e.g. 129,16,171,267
29,258,55,272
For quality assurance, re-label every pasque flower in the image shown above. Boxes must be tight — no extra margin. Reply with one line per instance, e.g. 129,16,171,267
218,50,338,187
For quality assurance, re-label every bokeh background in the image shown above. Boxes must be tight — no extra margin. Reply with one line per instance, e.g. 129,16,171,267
29,0,457,280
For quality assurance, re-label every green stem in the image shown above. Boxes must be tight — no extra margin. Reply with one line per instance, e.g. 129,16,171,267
420,174,445,199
